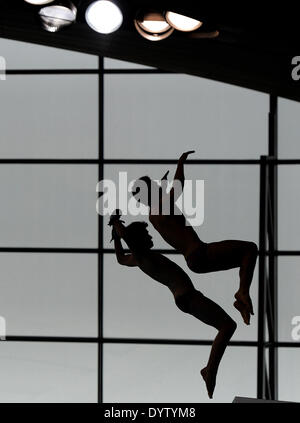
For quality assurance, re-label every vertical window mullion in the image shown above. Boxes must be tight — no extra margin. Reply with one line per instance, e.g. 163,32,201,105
98,56,104,403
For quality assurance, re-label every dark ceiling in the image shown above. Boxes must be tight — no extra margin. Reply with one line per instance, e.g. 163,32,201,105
1,0,300,101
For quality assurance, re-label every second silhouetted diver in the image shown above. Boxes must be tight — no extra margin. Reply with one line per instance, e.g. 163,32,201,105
110,210,237,399
131,151,258,326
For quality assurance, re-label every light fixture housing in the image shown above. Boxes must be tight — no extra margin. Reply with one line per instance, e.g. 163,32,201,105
134,10,174,41
85,0,123,34
24,0,54,4
189,29,220,39
39,1,77,32
165,11,203,32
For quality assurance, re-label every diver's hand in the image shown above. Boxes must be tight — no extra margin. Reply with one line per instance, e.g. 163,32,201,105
179,150,195,162
161,170,169,181
108,209,123,226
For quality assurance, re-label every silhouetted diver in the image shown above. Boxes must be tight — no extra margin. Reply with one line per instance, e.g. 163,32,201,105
131,151,258,326
109,210,237,399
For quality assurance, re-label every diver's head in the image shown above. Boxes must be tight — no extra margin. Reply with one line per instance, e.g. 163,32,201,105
124,221,154,250
131,176,159,207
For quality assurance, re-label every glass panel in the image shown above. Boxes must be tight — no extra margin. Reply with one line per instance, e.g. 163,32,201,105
0,343,97,403
104,57,155,69
0,254,97,337
0,165,98,247
278,258,300,342
278,348,300,402
278,98,300,158
103,165,259,248
0,75,98,158
104,74,268,159
0,37,98,69
103,344,257,402
104,254,258,341
278,166,300,250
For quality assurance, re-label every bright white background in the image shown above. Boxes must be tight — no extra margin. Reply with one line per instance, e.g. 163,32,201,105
0,37,299,403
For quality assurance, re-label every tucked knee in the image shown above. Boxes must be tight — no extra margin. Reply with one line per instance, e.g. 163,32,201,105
247,242,258,257
222,317,237,335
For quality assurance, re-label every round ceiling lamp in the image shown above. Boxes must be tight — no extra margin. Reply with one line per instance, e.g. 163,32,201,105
134,10,174,41
85,1,123,34
24,0,54,4
39,1,77,32
165,11,203,32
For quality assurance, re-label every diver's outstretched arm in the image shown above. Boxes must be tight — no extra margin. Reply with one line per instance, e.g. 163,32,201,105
113,235,137,267
170,150,195,201
161,170,169,182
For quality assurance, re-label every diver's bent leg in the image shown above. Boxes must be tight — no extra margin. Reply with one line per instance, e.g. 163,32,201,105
188,240,258,324
176,290,237,398
202,240,257,272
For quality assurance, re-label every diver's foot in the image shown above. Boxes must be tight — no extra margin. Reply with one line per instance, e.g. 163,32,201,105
234,291,254,325
234,300,250,325
200,366,217,399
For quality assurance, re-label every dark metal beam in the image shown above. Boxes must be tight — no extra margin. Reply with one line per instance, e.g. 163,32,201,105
0,247,300,256
3,335,299,348
0,159,261,164
3,336,259,347
268,96,279,400
0,158,299,165
1,2,300,102
257,156,268,399
102,338,259,347
97,56,104,404
6,69,175,75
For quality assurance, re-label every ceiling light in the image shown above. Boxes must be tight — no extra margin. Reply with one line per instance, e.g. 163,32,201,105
39,1,77,32
24,0,54,4
165,11,203,32
134,11,174,41
85,1,123,34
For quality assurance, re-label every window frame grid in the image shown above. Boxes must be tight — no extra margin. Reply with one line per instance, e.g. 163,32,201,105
1,54,299,403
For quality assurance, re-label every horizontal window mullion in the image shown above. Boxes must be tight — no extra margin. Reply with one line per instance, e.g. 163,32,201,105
2,335,258,347
5,69,174,75
0,248,299,255
0,159,299,164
